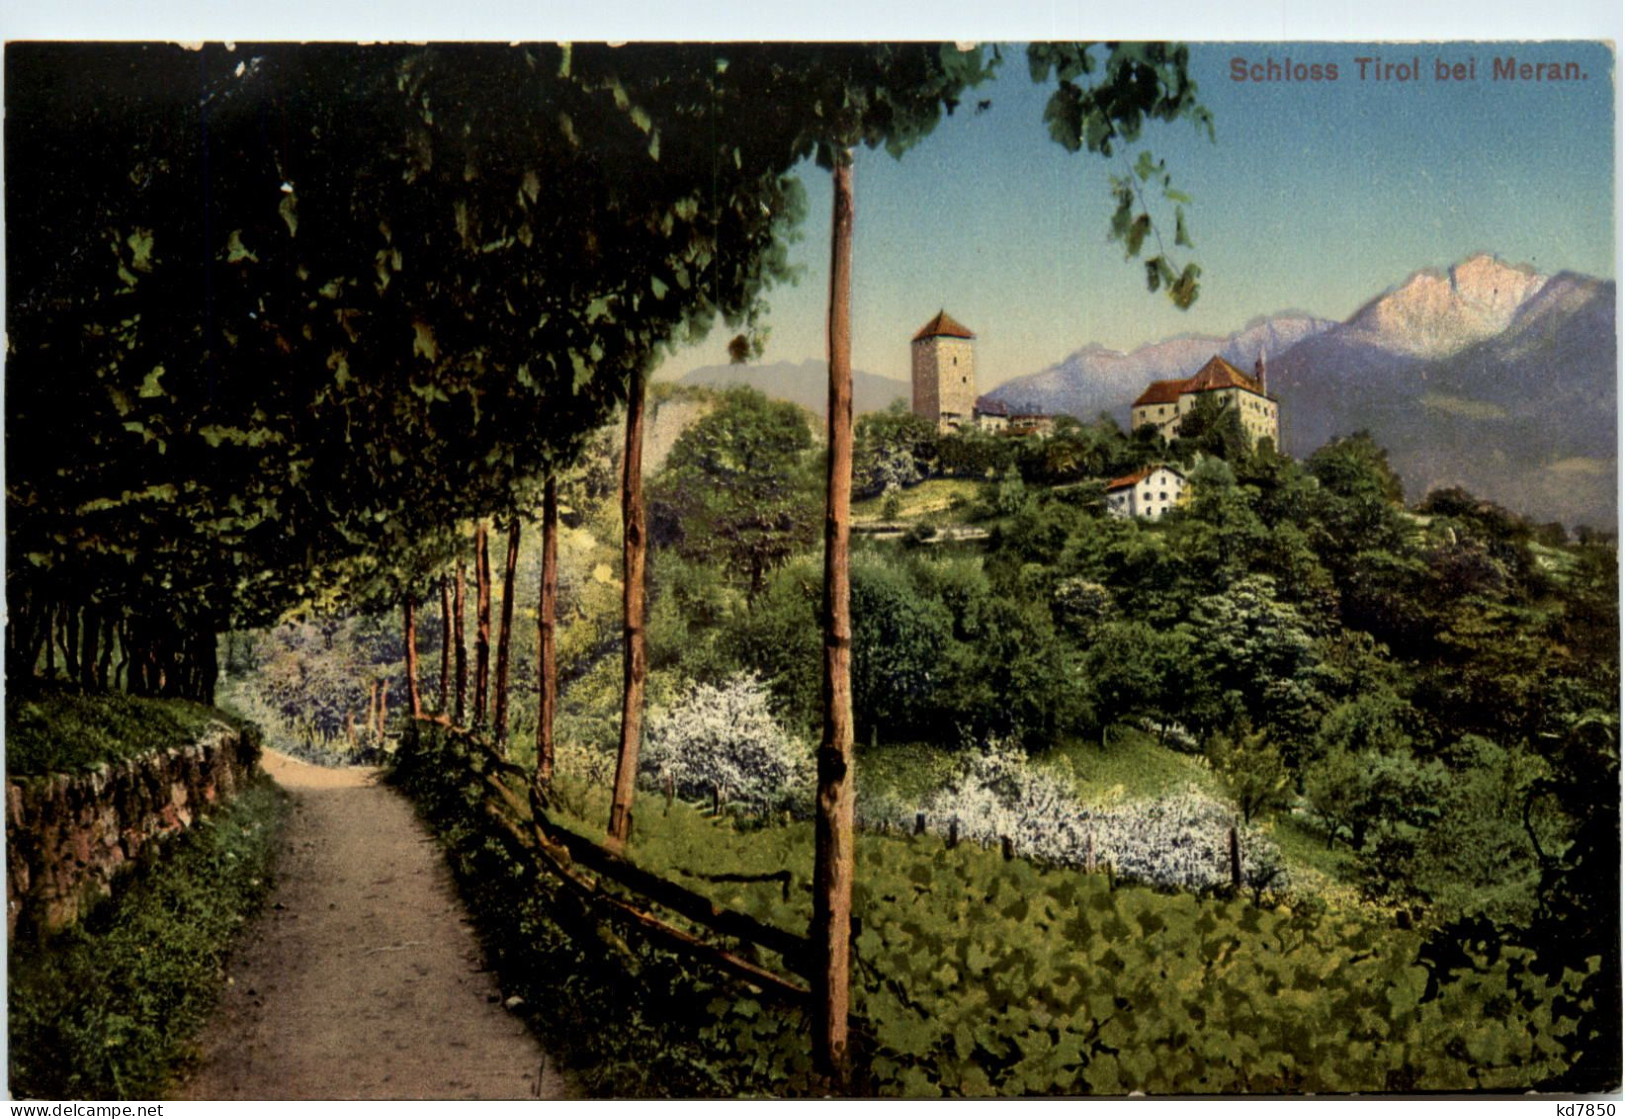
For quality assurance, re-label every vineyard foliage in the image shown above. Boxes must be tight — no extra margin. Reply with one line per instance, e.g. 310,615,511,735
396,724,1591,1097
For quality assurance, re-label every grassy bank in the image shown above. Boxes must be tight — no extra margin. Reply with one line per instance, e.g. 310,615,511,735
5,685,242,777
8,777,287,1099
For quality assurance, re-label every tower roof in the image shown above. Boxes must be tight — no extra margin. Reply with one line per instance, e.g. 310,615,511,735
912,310,976,342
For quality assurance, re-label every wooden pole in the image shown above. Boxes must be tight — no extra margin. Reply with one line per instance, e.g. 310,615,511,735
405,593,422,718
535,475,560,789
474,522,492,728
811,156,856,1088
607,366,649,851
493,517,522,750
453,558,468,726
438,575,451,715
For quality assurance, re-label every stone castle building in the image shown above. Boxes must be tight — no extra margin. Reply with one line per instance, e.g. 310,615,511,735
911,310,979,432
910,310,1053,435
1130,354,1280,449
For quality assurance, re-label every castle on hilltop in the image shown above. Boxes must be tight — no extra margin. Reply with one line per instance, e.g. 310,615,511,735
910,311,1054,436
1109,354,1283,521
1130,354,1280,449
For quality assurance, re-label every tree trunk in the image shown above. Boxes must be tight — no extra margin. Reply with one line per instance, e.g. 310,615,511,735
493,517,522,750
404,593,422,718
378,679,390,738
607,365,649,850
96,615,115,690
63,604,81,682
536,475,559,789
19,601,48,683
114,618,130,693
367,680,379,737
438,575,451,715
79,606,98,690
453,558,468,725
197,625,219,702
474,522,492,728
812,157,857,1088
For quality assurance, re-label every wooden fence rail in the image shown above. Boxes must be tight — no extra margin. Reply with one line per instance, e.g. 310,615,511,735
415,718,814,1005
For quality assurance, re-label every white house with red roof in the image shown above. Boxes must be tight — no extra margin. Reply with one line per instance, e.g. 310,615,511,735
1105,464,1187,520
1130,354,1280,448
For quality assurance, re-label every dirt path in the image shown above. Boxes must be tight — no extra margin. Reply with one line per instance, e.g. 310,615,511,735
178,749,567,1100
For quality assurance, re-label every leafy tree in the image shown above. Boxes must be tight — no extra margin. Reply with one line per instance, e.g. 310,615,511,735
640,675,813,814
1081,619,1188,748
848,560,957,742
649,387,820,599
6,43,810,700
853,402,941,498
1183,573,1316,729
1392,735,1548,924
1205,721,1292,824
1302,693,1441,852
1165,457,1270,582
717,557,824,733
1169,392,1249,462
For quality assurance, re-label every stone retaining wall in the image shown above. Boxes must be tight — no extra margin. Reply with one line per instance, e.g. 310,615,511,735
6,721,261,938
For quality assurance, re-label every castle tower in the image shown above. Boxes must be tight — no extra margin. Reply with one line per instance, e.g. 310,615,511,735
911,310,977,432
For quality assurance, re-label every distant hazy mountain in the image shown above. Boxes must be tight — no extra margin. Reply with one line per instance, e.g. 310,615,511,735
985,313,1337,418
986,253,1615,528
678,359,908,417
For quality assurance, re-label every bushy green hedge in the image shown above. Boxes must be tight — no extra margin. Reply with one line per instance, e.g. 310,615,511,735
5,686,241,776
8,779,286,1099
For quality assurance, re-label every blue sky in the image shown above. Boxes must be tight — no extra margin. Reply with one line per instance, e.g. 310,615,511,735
658,40,1616,390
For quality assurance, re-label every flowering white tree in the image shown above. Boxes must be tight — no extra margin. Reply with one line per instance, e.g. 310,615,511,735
860,739,1289,896
640,674,814,814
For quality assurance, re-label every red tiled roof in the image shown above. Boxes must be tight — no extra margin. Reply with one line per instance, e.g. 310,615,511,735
1105,463,1183,491
912,310,976,342
1183,355,1265,396
1132,378,1190,407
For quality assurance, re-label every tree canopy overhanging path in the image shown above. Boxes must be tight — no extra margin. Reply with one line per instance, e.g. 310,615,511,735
178,749,567,1101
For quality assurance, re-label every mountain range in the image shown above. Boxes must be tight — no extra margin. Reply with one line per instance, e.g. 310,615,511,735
679,255,1616,528
987,254,1617,529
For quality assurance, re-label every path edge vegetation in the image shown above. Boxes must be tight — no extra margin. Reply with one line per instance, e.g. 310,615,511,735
7,775,288,1100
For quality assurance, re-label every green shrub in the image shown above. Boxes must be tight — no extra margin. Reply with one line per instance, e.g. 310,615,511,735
8,778,286,1099
5,685,240,776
